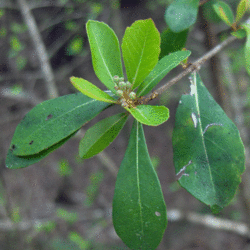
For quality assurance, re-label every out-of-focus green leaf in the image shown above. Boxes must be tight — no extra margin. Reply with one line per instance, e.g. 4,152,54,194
10,93,110,156
202,0,223,23
127,105,169,126
70,77,116,103
165,0,200,33
172,72,245,212
86,20,123,94
213,1,234,26
137,50,191,97
236,0,249,23
122,19,160,89
79,113,128,159
66,36,84,55
159,28,189,59
242,22,250,75
113,120,167,250
231,28,246,39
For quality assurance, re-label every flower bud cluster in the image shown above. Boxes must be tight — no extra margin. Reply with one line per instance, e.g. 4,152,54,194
113,75,137,108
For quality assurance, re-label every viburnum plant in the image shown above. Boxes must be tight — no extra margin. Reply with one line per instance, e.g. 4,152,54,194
6,0,249,248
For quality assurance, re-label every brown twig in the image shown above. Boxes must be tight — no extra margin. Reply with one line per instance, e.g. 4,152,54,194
144,35,237,103
17,0,59,99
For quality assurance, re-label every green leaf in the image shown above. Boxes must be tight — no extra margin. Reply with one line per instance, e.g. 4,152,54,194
172,72,245,211
10,93,110,156
242,22,250,75
86,20,123,94
79,113,128,159
122,19,160,89
113,120,167,250
137,50,191,97
70,77,116,103
213,1,234,26
165,0,200,33
231,28,246,39
127,105,169,126
159,28,189,59
6,131,78,169
236,0,249,23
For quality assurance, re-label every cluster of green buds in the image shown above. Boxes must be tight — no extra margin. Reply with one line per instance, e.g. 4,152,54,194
113,75,137,108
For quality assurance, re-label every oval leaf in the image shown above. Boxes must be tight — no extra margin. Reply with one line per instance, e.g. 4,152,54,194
213,1,234,26
79,113,128,159
122,19,160,89
172,72,245,211
236,0,249,23
113,120,167,250
137,50,191,97
11,93,111,156
128,105,169,126
70,76,116,103
165,0,200,33
86,20,123,93
6,131,78,169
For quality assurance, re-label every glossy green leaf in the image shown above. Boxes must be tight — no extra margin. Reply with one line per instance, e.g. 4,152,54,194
236,0,249,23
70,76,116,103
213,1,234,26
159,28,189,59
79,113,128,159
165,0,200,33
172,72,245,211
86,20,123,94
122,19,160,89
137,50,191,97
6,131,78,169
10,93,111,156
242,22,250,75
113,120,167,250
127,105,169,126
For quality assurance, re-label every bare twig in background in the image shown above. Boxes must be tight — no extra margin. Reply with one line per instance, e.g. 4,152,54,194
168,209,250,238
17,0,58,99
144,35,237,103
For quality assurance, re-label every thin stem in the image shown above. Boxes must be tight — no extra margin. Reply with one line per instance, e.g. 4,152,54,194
145,35,237,103
17,0,59,99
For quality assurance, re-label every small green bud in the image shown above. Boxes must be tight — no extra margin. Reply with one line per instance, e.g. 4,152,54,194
117,90,123,96
126,81,131,89
119,77,124,81
129,91,136,100
113,75,119,81
119,81,126,89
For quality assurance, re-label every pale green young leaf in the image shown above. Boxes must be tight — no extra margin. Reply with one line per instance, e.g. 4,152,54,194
236,0,249,23
127,105,169,126
172,72,245,212
122,19,160,89
70,77,116,103
86,20,123,94
113,120,167,250
137,50,191,97
242,22,250,75
79,113,128,159
213,1,234,26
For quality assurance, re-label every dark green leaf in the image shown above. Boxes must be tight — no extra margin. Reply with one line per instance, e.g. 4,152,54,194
159,28,189,59
202,0,223,24
127,105,169,126
6,131,78,169
79,113,128,159
122,19,160,89
86,20,123,94
165,0,200,33
172,72,245,211
213,1,234,26
11,93,110,156
113,120,167,250
70,76,116,103
137,50,191,97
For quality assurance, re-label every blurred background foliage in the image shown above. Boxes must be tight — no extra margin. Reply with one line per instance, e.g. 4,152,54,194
0,0,250,249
